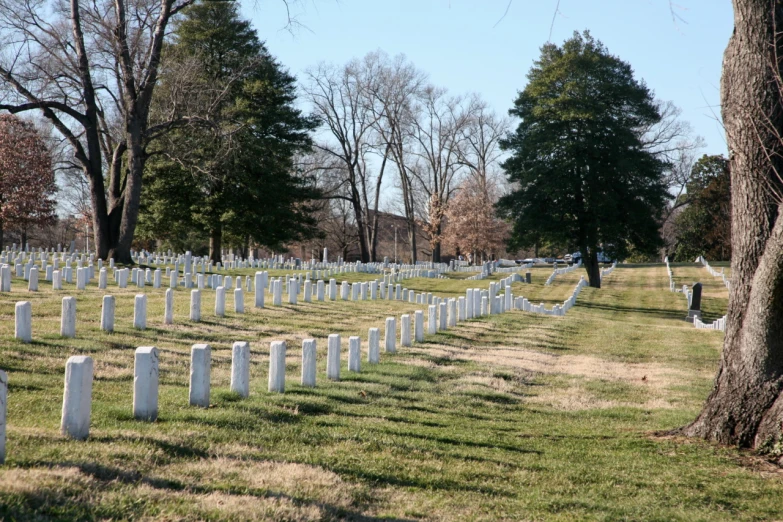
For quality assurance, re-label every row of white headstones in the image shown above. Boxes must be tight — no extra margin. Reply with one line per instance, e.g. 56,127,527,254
695,256,731,290
545,260,583,285
664,257,726,331
0,268,603,464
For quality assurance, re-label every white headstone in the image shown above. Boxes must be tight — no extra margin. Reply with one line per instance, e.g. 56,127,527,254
190,289,201,322
327,334,341,380
415,310,425,342
385,317,396,353
164,288,174,324
368,328,380,363
61,356,93,440
439,302,447,331
101,295,115,332
230,341,250,398
401,314,411,347
215,286,226,317
254,272,265,308
428,305,437,335
189,344,211,408
301,339,317,387
349,336,361,372
14,301,31,342
133,347,159,421
28,266,38,291
134,294,147,330
234,288,244,313
61,296,76,337
268,341,286,393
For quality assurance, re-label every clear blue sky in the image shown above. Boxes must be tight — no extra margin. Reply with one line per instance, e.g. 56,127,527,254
242,0,732,157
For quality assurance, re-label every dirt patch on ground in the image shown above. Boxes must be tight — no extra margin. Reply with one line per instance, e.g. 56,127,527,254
406,343,705,411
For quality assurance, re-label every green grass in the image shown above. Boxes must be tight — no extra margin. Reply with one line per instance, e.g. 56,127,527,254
0,262,777,521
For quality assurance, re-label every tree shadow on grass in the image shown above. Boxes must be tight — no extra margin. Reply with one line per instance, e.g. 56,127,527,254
3,458,416,522
576,301,685,321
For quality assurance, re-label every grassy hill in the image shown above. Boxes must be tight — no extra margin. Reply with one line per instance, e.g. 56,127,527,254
1,263,780,521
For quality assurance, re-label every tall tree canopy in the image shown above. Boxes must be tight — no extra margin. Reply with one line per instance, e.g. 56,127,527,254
0,114,57,247
497,31,669,287
673,154,731,262
138,0,319,261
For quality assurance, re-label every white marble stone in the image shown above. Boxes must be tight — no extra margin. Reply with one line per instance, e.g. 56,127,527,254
28,266,38,291
230,341,250,398
134,294,147,330
317,280,325,301
329,278,337,300
428,305,437,334
301,339,317,387
273,279,283,306
61,355,93,440
164,289,174,324
1,264,10,291
254,272,265,308
190,289,201,322
401,314,411,347
368,328,380,363
349,336,361,372
101,295,115,332
439,302,447,331
234,288,244,313
215,286,226,317
304,280,312,302
415,310,424,342
385,317,396,353
15,301,31,342
189,344,211,407
61,296,76,337
268,341,286,393
327,334,341,380
133,346,159,421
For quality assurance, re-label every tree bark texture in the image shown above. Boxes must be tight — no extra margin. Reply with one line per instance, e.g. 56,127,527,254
682,0,783,448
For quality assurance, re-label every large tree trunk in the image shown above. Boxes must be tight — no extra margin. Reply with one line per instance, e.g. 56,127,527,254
681,0,783,448
209,226,223,265
108,119,145,263
583,250,601,288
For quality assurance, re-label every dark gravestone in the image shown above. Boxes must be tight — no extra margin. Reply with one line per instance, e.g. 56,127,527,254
525,272,532,284
687,282,703,322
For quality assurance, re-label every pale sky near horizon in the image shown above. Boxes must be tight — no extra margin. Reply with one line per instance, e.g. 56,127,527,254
242,0,732,160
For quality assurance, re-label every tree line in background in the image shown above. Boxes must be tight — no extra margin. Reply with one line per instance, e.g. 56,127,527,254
0,0,725,272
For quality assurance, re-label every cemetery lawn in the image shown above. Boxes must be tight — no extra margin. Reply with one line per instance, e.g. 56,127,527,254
2,264,782,521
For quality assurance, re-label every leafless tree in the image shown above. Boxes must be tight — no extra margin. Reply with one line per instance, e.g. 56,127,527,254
0,0,203,260
408,86,472,262
303,56,391,262
0,0,301,261
365,52,428,264
458,97,511,185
